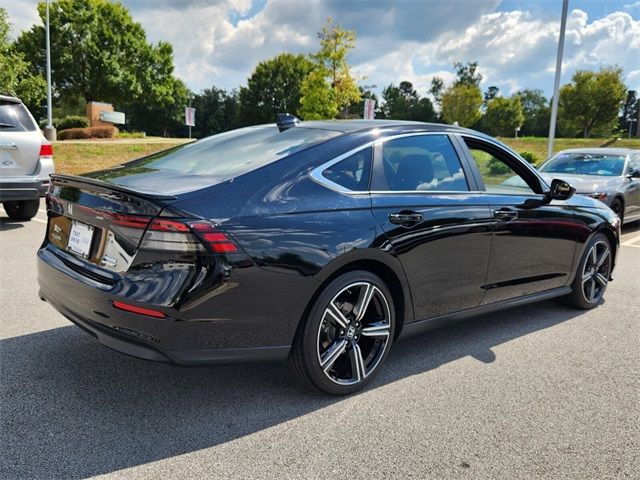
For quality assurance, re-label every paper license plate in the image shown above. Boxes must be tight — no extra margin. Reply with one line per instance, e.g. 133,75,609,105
67,220,94,258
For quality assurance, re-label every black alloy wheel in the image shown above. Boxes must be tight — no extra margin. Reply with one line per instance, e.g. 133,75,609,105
565,233,612,309
289,271,395,395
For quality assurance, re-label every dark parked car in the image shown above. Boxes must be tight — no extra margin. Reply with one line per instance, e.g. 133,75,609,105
38,120,620,395
537,148,640,224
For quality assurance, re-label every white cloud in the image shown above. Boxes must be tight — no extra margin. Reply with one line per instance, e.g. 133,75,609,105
3,0,639,99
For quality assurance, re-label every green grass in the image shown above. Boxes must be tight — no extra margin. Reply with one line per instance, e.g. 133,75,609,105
53,142,184,175
497,136,640,165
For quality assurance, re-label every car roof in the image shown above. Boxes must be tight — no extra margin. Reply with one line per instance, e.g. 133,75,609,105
295,119,480,136
0,95,22,104
556,147,637,155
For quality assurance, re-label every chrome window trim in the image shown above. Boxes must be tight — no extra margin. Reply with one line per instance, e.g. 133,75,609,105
309,131,477,196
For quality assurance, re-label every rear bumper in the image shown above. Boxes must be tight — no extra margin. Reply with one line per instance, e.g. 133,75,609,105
37,245,297,365
39,289,289,364
0,180,48,201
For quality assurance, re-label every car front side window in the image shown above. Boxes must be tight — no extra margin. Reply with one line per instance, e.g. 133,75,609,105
463,139,538,195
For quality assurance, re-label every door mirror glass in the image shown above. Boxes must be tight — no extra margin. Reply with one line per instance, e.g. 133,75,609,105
547,178,575,201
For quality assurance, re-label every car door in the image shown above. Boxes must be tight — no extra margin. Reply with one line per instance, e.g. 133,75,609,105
369,133,493,320
457,135,579,304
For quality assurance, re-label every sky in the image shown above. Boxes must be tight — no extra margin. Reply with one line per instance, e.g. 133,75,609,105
4,0,640,101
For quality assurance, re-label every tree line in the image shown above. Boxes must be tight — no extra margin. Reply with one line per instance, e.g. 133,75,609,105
1,0,637,139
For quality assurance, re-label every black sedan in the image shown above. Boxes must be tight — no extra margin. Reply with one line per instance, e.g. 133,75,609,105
537,148,640,224
38,120,620,395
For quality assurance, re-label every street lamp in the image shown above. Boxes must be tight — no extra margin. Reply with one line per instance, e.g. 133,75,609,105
547,0,569,158
43,0,56,141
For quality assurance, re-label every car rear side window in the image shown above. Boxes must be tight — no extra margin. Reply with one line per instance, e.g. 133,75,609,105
381,135,469,192
322,148,372,191
123,125,341,178
0,102,37,132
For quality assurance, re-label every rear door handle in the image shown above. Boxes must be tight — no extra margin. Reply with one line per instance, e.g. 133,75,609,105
389,211,423,226
493,208,518,221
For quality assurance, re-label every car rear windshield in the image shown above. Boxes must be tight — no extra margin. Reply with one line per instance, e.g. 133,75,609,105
0,102,38,132
122,125,341,178
540,153,626,177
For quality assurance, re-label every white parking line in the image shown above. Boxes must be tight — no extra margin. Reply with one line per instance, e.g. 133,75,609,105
31,217,47,224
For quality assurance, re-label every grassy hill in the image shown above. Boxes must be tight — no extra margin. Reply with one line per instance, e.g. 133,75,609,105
496,136,640,165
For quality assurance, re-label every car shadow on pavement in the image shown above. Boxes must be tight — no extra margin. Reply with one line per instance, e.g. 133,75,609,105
0,218,26,231
0,299,584,479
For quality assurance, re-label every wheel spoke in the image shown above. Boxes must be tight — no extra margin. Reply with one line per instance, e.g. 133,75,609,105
596,247,609,268
361,323,390,339
320,339,348,372
588,279,596,303
324,302,349,329
589,246,597,266
353,284,375,322
349,343,366,381
595,272,608,288
581,270,592,284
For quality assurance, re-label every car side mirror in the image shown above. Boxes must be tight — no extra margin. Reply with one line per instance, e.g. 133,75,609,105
627,168,640,179
545,178,575,202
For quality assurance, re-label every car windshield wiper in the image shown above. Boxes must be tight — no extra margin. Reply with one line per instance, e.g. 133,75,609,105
0,122,17,128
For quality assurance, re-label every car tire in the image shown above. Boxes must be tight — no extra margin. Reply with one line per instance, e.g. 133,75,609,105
288,270,395,396
610,198,623,224
3,200,40,221
564,233,612,310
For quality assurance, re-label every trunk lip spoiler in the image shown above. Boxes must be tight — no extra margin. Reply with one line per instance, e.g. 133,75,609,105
50,174,177,201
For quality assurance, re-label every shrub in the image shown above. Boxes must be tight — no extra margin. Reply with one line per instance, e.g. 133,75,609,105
488,156,510,175
519,151,539,165
58,126,117,140
57,115,90,130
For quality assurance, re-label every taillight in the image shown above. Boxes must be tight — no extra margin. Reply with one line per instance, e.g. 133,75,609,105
189,221,239,253
107,214,238,254
40,142,53,158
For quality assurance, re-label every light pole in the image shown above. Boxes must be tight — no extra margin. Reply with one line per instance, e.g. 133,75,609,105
547,0,568,158
44,0,56,141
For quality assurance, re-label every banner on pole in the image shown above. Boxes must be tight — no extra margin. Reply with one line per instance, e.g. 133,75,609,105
185,107,196,126
363,99,376,120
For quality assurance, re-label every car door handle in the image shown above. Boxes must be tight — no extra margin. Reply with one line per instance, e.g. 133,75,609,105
389,211,423,226
493,208,518,221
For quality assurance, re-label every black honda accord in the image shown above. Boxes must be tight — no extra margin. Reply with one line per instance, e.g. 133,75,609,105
38,119,620,395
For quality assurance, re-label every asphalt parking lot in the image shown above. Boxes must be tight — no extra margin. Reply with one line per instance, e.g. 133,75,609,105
1,199,638,479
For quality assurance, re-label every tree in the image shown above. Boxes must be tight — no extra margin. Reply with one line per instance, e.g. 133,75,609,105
0,8,46,117
299,70,338,120
239,53,312,125
453,61,482,88
558,67,627,138
16,0,185,134
299,17,360,119
381,81,435,122
441,84,483,127
482,96,525,137
429,76,444,109
191,86,240,137
352,87,380,119
620,90,638,136
516,89,550,136
483,86,500,103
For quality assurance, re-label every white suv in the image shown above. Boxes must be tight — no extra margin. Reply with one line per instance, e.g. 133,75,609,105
0,95,54,220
